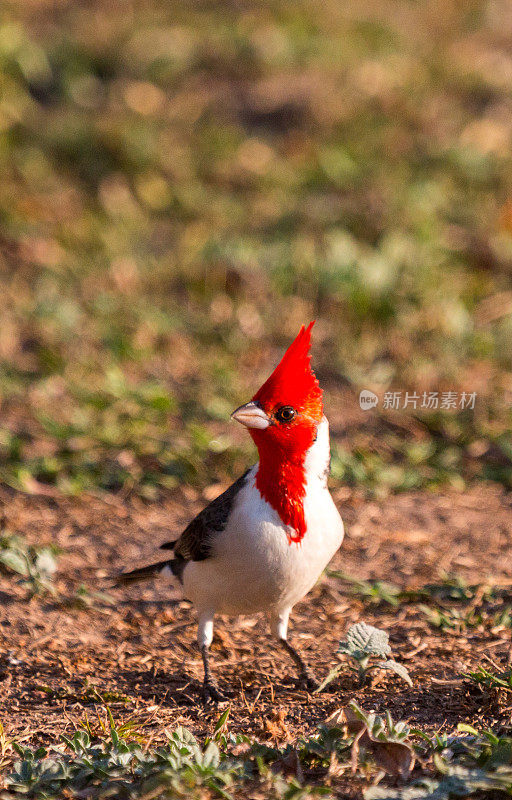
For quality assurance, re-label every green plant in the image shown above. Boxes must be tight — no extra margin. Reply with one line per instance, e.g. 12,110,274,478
0,532,59,597
346,702,415,780
60,584,115,611
365,720,512,797
364,737,512,800
419,575,476,603
316,622,412,691
3,718,344,799
6,724,245,798
328,571,402,606
364,767,512,800
466,665,512,693
205,708,250,751
419,605,483,632
0,722,12,772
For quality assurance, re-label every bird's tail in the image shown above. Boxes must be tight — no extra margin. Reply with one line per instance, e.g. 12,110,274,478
115,560,173,586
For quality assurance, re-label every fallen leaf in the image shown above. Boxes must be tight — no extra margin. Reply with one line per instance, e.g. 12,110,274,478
337,704,415,780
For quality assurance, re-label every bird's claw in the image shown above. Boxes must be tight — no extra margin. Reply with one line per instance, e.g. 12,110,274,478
202,682,228,704
297,671,318,691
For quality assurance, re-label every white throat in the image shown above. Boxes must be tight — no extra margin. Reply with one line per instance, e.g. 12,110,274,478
304,415,331,487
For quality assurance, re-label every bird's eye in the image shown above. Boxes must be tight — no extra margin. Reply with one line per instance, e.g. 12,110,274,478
275,406,296,423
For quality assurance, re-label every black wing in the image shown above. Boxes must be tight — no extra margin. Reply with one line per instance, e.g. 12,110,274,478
160,469,250,580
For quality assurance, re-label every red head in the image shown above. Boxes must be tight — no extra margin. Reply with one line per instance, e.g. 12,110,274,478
231,322,323,542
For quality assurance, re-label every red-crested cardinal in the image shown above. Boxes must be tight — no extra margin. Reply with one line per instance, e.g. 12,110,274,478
119,322,344,702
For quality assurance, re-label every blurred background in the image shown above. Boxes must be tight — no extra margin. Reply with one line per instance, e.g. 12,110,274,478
0,0,511,501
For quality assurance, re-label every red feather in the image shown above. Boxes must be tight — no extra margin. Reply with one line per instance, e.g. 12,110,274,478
249,322,323,544
252,321,322,417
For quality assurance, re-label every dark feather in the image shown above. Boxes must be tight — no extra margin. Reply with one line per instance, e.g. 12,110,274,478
116,560,172,586
118,470,250,587
160,539,176,551
160,470,250,563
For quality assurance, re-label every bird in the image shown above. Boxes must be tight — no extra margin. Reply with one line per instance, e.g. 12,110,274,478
118,322,344,702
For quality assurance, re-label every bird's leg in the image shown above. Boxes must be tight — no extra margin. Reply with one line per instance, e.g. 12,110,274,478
271,609,317,690
200,644,227,703
198,613,226,703
279,638,317,690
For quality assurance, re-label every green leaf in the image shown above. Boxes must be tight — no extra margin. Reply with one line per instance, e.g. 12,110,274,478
339,622,391,661
467,665,512,691
364,779,448,799
314,664,343,693
34,549,57,577
376,660,413,687
213,707,230,737
365,765,512,799
202,741,220,768
444,764,512,793
457,723,479,735
327,571,402,606
0,549,29,576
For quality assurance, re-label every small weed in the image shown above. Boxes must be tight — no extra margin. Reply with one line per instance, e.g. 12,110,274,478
298,722,353,767
6,725,241,798
365,721,512,799
329,572,500,610
72,706,150,747
419,605,483,632
316,622,412,691
347,701,414,779
328,571,402,607
205,708,250,751
418,575,493,604
0,722,13,771
466,665,512,693
4,721,330,799
0,532,59,598
32,679,132,705
60,584,115,611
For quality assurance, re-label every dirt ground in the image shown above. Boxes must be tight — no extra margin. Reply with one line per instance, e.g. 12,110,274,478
1,481,512,757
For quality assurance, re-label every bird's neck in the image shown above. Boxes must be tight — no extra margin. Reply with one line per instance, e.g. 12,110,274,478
255,417,330,543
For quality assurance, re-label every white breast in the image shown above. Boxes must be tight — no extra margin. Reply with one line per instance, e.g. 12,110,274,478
182,417,344,617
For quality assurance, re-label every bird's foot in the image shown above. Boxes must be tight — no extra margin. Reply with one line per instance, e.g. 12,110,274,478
202,681,228,704
296,670,318,691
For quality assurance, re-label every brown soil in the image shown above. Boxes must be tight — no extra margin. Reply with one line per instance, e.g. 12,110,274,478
1,482,512,761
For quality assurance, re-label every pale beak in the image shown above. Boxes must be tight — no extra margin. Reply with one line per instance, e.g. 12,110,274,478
231,401,270,430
